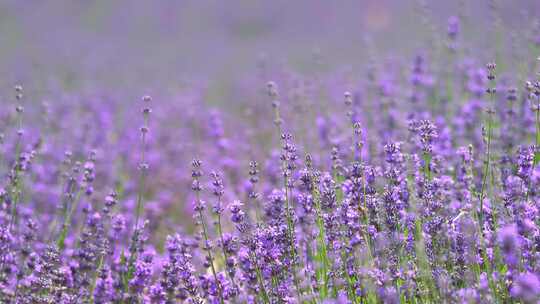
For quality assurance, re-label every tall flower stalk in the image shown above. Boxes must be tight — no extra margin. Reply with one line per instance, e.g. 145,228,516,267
528,78,540,165
9,85,25,228
192,160,225,304
56,151,95,250
266,81,301,300
477,62,499,297
210,171,237,292
125,95,152,286
479,63,496,230
134,95,152,229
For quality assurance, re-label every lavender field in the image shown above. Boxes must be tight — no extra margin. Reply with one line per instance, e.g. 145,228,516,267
2,1,540,303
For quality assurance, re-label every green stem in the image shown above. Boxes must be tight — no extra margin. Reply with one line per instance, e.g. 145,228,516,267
477,80,498,298
9,111,24,229
252,251,270,303
312,182,330,299
199,215,224,304
215,198,237,288
479,107,493,232
195,182,224,304
423,152,432,181
56,185,83,251
89,254,104,303
534,96,540,165
133,114,149,230
272,102,301,300
124,107,150,297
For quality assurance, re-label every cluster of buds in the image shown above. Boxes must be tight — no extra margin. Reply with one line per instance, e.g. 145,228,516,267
486,62,497,95
344,91,355,121
525,80,540,99
15,85,23,101
266,81,283,127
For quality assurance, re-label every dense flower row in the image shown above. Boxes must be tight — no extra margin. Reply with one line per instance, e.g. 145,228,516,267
1,11,540,304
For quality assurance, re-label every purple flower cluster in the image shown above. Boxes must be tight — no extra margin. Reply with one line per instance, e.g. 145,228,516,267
1,3,540,304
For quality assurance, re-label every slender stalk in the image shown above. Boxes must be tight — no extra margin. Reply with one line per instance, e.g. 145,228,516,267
245,161,269,302
125,95,152,296
478,113,492,230
47,153,73,241
479,64,496,232
274,105,297,262
525,82,539,203
133,111,149,230
423,152,431,181
534,95,540,165
0,133,3,173
349,120,373,302
215,195,237,288
89,254,105,303
417,149,439,301
9,99,25,229
477,63,498,299
195,185,225,304
88,191,119,303
56,183,83,250
251,251,270,303
248,161,262,222
267,81,302,300
312,184,330,299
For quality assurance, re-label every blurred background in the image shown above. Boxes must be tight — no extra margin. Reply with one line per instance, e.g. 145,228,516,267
1,0,539,100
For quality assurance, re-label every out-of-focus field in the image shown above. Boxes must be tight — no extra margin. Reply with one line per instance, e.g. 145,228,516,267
0,1,537,97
